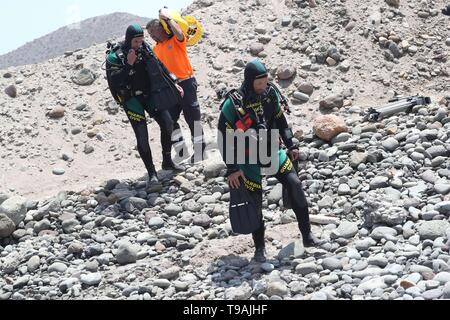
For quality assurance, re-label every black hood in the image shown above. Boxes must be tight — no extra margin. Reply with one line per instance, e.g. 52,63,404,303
123,24,144,50
241,59,269,96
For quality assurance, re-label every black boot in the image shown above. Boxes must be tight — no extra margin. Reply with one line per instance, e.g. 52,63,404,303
254,247,267,263
252,225,266,263
303,232,323,248
162,153,185,172
147,171,159,185
145,163,159,185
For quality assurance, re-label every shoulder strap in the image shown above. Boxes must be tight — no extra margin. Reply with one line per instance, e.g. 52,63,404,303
229,89,244,110
219,89,245,112
268,82,290,114
220,88,255,131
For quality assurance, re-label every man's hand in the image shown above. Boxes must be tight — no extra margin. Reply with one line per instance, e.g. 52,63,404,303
288,148,300,161
127,49,137,66
159,8,171,21
159,8,184,41
228,171,246,189
176,84,184,98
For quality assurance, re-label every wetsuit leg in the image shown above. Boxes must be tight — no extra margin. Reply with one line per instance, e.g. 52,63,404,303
169,104,184,153
275,159,312,239
179,78,206,158
123,98,156,175
152,109,174,156
250,190,265,249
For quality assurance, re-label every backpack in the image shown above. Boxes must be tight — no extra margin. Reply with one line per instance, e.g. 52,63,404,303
103,41,181,109
103,41,127,105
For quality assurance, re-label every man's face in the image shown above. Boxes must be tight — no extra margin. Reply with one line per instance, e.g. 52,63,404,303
148,24,168,43
253,77,269,95
131,36,144,50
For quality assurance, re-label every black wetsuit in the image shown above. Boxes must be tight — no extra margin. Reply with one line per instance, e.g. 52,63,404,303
107,25,178,175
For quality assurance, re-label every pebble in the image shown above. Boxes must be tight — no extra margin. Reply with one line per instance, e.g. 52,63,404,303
52,168,65,176
80,273,102,286
115,242,138,265
267,281,288,297
48,262,68,273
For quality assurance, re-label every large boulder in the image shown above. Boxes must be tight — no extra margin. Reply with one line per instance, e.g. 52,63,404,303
278,240,305,260
4,85,17,98
0,196,27,226
297,82,314,95
313,115,348,142
417,221,450,240
203,161,227,179
385,0,400,8
0,214,16,238
0,193,9,205
48,106,65,119
268,184,283,205
115,242,138,265
250,43,264,56
32,197,62,221
331,221,359,239
72,68,96,86
319,94,344,110
192,214,212,228
224,282,252,300
277,65,296,80
121,197,149,213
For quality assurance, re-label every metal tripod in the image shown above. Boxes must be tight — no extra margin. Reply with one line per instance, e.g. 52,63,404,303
364,96,432,122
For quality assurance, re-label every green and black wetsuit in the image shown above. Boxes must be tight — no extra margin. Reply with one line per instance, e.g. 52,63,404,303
107,24,175,175
217,59,312,250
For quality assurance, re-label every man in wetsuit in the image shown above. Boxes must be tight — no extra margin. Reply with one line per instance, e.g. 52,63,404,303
107,24,184,184
217,59,321,262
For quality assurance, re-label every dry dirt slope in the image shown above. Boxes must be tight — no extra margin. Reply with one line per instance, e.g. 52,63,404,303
0,0,448,201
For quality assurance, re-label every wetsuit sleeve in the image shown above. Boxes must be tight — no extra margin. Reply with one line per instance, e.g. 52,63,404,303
145,45,178,82
273,90,295,149
156,55,176,80
217,99,240,175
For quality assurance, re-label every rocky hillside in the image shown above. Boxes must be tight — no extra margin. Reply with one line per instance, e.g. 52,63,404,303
1,0,450,301
0,12,150,69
